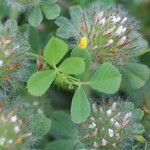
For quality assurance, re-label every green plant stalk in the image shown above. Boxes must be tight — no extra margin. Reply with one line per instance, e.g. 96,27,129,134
53,64,90,88
11,3,20,21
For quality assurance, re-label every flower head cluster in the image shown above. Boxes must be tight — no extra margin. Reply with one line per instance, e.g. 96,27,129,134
0,20,32,96
79,100,144,150
56,2,148,66
0,109,32,150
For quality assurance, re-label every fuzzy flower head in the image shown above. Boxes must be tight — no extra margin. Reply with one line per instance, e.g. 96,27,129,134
0,20,32,95
0,109,32,150
56,2,148,66
79,99,144,150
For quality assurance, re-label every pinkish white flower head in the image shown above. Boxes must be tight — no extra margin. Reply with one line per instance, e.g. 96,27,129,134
56,2,149,67
80,100,144,149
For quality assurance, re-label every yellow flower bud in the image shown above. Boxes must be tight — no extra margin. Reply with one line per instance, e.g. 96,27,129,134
79,36,88,49
134,135,145,143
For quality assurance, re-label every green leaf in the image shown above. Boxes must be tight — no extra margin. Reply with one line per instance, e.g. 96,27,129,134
43,37,68,65
90,62,122,94
132,109,144,121
71,48,91,71
50,112,78,138
120,102,134,112
58,57,85,75
71,86,91,124
27,7,43,26
29,25,40,52
27,70,55,96
45,139,77,150
41,3,60,20
71,48,91,80
55,17,76,39
69,6,82,28
31,113,51,137
124,63,150,89
131,123,145,134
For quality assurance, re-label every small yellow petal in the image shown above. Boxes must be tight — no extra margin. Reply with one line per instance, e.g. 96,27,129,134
79,36,88,49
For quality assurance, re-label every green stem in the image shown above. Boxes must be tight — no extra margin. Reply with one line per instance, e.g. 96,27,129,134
26,52,39,59
11,3,19,21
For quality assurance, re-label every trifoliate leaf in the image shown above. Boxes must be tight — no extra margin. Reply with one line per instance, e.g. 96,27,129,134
90,62,122,94
124,63,150,89
31,113,51,137
58,57,85,75
27,70,55,96
41,3,60,20
43,37,68,65
71,86,91,124
27,7,43,26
